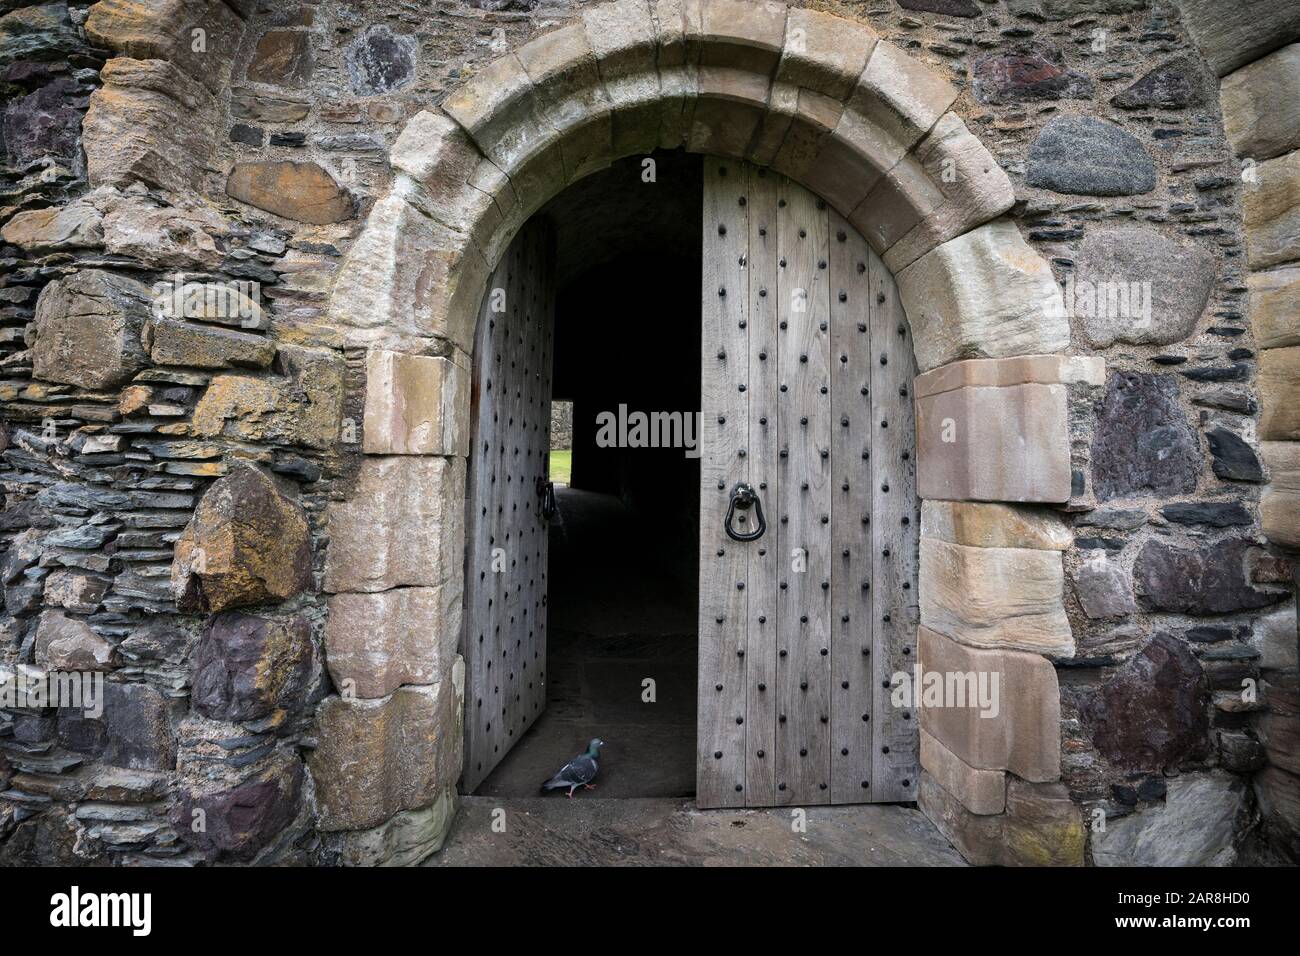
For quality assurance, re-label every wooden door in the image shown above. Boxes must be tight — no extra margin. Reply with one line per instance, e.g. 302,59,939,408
462,218,557,793
697,158,919,809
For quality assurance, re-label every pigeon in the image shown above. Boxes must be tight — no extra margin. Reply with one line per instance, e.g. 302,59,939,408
541,738,604,797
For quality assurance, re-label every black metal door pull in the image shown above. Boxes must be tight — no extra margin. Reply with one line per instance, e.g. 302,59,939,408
725,482,766,542
538,477,556,521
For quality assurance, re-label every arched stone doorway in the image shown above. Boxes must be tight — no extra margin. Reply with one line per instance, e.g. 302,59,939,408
322,0,1095,863
456,150,921,807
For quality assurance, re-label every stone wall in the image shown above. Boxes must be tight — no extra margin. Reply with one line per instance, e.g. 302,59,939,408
0,0,1295,867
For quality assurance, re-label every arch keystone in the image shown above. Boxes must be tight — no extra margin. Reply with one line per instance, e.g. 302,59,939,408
582,0,663,155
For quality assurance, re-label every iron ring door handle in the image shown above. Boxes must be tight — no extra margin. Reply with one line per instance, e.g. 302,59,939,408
537,477,557,521
725,482,766,542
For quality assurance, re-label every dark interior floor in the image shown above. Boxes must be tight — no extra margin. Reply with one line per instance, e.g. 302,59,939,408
473,487,698,799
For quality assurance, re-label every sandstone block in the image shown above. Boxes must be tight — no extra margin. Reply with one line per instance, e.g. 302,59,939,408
308,678,462,831
850,40,956,161
328,193,486,353
84,0,247,95
171,462,313,613
0,201,103,252
325,587,460,699
192,612,313,722
920,538,1073,656
580,0,663,156
192,345,343,451
920,728,1006,815
441,51,565,205
1245,150,1300,271
324,456,466,594
1253,765,1300,860
915,353,1105,393
363,350,469,456
1252,602,1298,671
1259,680,1300,775
1178,0,1300,76
1261,441,1300,548
82,58,219,194
917,627,1062,781
897,220,1068,371
31,270,152,389
1260,346,1300,439
915,367,1072,504
322,788,457,866
698,0,787,67
650,0,698,150
516,24,613,182
776,7,877,101
1250,266,1300,349
226,161,354,224
144,318,275,369
792,107,893,218
920,771,1085,866
921,500,1072,551
388,113,503,249
1222,44,1300,160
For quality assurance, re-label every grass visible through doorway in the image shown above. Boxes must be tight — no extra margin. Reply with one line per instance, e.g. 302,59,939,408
550,450,572,486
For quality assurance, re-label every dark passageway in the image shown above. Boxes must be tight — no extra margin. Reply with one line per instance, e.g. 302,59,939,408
471,151,703,799
474,488,697,798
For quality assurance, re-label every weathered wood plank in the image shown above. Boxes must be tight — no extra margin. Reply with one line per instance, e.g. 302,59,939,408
828,208,876,805
869,245,920,804
774,175,832,806
462,220,556,793
744,165,780,807
697,156,750,809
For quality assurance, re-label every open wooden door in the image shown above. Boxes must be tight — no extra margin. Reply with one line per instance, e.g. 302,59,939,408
462,218,557,793
696,158,920,809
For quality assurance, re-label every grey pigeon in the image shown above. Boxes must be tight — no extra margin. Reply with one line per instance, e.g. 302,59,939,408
541,738,604,797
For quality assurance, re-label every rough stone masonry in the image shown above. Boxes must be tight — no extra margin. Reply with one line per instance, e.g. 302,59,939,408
0,0,1296,867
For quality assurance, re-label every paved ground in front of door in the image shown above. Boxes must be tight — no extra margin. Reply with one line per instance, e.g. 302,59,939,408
427,797,967,866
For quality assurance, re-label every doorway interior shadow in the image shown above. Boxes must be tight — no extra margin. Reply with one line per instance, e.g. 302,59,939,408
469,151,704,799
